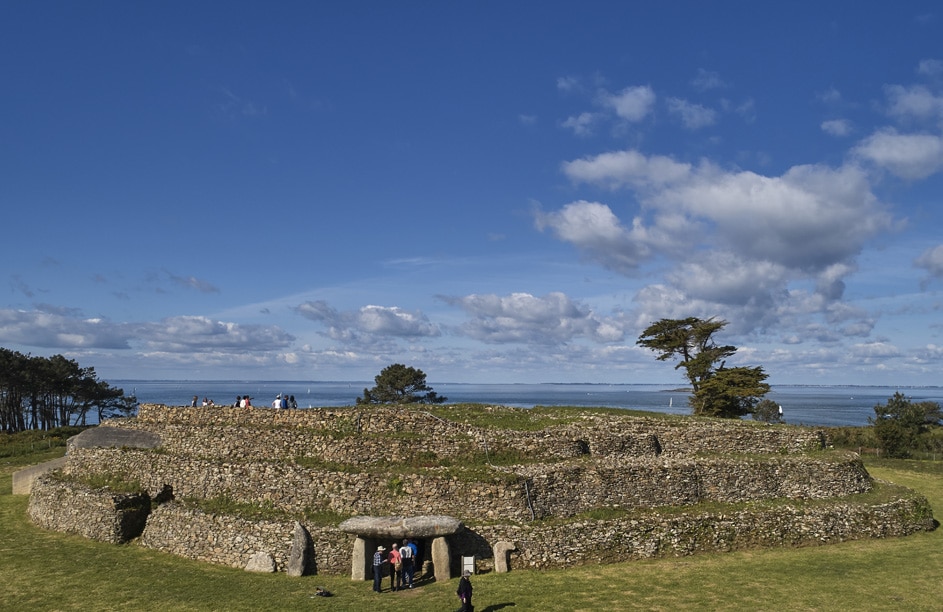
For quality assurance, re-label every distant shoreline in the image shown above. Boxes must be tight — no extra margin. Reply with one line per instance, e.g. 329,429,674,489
112,379,943,390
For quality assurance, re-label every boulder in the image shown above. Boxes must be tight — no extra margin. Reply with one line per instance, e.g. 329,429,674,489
245,551,276,573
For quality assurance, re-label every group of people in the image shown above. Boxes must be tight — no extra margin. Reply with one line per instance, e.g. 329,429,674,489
227,395,297,408
372,539,419,593
270,394,298,409
188,394,299,409
371,540,473,610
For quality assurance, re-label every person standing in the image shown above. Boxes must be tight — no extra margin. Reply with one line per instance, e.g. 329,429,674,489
457,569,473,611
388,543,402,591
372,545,386,593
400,537,415,588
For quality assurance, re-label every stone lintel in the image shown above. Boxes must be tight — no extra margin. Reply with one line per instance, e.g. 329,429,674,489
339,514,463,539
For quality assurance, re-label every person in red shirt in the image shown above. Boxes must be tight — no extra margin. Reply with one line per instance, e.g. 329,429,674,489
388,543,402,591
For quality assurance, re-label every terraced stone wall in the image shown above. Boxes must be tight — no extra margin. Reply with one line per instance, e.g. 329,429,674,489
63,444,871,524
457,489,936,570
27,473,933,575
27,474,150,544
26,404,926,576
127,404,827,459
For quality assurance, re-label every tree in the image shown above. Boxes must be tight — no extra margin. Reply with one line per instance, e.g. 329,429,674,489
636,317,770,418
0,347,135,432
356,364,447,405
870,392,943,458
752,398,784,423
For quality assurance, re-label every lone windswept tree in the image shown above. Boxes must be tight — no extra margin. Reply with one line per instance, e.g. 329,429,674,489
636,317,770,418
356,363,447,405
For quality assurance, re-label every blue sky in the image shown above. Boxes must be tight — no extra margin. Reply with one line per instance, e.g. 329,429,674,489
2,2,942,386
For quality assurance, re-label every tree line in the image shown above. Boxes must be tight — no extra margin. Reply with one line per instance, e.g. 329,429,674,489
0,347,136,433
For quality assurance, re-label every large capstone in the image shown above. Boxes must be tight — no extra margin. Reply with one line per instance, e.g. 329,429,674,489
69,426,162,450
338,515,463,539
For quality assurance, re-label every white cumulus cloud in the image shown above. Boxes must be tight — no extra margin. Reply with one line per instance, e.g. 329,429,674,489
854,128,943,179
561,149,691,191
599,85,656,122
443,292,624,345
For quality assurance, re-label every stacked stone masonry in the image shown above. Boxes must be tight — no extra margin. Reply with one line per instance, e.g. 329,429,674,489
27,403,936,576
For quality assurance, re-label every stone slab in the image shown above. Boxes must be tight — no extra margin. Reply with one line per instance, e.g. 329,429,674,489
68,426,162,450
339,515,463,538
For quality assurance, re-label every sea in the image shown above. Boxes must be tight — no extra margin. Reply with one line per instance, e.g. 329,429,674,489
110,380,943,428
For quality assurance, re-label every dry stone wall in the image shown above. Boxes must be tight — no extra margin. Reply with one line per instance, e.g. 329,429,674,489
124,404,826,460
138,502,352,574
26,403,935,575
62,445,871,522
28,474,150,544
519,454,871,518
456,489,935,570
64,447,531,520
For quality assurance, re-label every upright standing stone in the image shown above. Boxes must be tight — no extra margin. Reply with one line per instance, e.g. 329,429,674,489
431,536,451,582
493,541,516,573
351,536,368,580
287,521,313,577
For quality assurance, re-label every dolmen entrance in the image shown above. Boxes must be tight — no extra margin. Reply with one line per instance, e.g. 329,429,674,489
340,514,463,583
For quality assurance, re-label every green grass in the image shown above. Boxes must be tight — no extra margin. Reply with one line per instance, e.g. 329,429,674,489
3,438,943,610
0,426,86,459
422,402,670,430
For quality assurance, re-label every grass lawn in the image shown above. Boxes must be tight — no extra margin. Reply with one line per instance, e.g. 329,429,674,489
3,449,943,610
